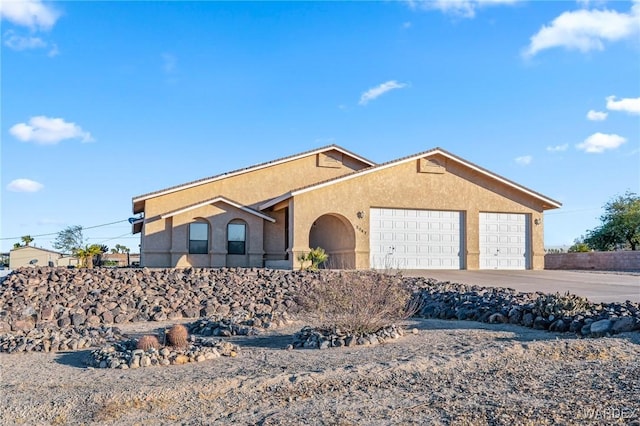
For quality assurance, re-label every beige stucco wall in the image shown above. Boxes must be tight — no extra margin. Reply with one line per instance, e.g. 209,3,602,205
139,150,369,267
137,150,554,270
9,247,62,269
288,155,547,270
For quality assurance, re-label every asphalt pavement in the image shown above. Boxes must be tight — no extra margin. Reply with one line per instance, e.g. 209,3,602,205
402,270,640,303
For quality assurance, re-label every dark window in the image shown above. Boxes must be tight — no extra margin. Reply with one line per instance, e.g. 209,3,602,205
189,222,209,254
227,223,246,255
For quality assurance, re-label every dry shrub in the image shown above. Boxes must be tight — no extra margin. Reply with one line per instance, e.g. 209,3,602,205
166,324,189,348
297,270,417,335
136,335,160,351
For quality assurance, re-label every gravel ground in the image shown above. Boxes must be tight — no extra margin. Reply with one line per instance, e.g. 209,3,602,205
1,318,639,425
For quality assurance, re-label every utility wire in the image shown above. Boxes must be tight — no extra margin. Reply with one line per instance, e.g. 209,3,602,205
0,219,131,240
545,208,600,216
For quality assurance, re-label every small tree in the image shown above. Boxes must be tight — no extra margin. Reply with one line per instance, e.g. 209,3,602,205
75,244,104,268
110,244,130,254
53,225,84,254
95,244,109,266
584,191,640,251
13,242,21,249
20,235,34,246
568,242,590,253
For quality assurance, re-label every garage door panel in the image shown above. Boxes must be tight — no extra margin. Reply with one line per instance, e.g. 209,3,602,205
370,208,463,270
479,212,529,270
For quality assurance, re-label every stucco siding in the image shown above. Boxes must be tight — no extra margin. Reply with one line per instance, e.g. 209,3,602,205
9,247,62,269
263,209,287,261
135,148,556,269
290,156,546,270
139,150,369,267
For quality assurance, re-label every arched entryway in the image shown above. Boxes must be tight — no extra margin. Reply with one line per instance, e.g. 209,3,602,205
309,213,356,269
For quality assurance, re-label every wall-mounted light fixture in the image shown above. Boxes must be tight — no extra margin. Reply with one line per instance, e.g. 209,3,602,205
357,211,365,219
534,218,541,226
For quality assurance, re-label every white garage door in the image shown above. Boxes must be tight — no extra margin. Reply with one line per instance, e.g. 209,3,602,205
479,212,529,270
370,208,463,270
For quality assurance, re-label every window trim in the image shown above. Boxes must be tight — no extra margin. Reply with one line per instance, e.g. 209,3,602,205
227,222,246,255
189,221,209,254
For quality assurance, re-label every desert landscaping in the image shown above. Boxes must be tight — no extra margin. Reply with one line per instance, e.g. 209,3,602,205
1,267,639,425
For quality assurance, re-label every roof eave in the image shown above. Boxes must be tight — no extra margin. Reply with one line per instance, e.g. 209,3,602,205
285,147,562,210
161,196,276,223
131,144,375,205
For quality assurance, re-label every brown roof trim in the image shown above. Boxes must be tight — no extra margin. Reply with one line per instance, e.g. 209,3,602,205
260,147,562,210
10,246,63,255
132,145,375,206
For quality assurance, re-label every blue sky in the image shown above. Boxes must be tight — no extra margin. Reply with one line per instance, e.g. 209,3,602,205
1,0,639,254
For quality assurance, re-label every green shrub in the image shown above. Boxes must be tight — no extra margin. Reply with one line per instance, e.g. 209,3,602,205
297,247,329,270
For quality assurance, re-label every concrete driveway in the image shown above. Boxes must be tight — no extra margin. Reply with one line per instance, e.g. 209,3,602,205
402,270,640,303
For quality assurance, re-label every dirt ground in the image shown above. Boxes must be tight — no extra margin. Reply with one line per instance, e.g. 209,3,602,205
0,318,639,426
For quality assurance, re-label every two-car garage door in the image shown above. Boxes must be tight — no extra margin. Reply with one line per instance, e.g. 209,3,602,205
370,208,463,270
369,208,530,270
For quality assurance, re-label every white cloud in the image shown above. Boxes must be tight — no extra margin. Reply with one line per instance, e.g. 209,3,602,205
546,144,569,152
9,116,94,145
3,31,46,50
406,0,520,19
515,155,532,165
3,30,58,56
359,80,408,105
576,132,627,153
0,0,60,30
161,53,177,73
7,178,44,193
523,2,640,57
47,43,59,57
586,109,608,121
606,95,640,114
402,21,412,29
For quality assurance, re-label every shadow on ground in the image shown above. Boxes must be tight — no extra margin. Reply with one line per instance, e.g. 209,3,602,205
56,349,93,368
408,317,640,345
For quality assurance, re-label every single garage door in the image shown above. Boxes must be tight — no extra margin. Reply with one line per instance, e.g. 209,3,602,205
479,212,529,270
370,208,463,270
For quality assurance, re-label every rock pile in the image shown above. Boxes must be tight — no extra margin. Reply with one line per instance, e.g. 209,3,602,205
0,325,125,353
1,268,638,356
407,278,640,338
88,337,240,369
0,266,301,332
187,314,292,337
291,324,406,349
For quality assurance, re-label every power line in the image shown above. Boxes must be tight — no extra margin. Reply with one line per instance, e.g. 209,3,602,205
0,219,131,240
91,233,138,245
545,208,601,216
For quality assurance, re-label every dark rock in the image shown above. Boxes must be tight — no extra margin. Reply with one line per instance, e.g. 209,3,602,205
549,319,568,333
590,319,613,336
611,317,637,333
182,307,199,318
533,316,550,330
522,313,534,327
489,313,507,324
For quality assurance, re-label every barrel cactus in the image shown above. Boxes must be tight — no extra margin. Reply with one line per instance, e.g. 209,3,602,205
166,324,189,348
136,335,160,351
